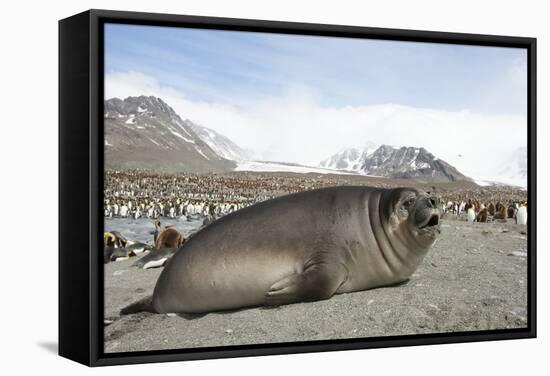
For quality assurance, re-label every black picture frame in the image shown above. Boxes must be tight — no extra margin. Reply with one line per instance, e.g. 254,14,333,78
59,9,537,367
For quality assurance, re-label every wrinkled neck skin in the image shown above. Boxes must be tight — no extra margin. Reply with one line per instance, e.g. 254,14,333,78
366,189,435,281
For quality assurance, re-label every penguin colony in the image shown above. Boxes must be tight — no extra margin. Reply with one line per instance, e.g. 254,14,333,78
104,169,528,224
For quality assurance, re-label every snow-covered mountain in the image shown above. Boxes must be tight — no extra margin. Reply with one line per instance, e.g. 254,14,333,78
187,122,254,161
319,142,378,172
104,96,498,183
482,147,528,188
104,96,235,173
320,144,472,182
500,146,528,187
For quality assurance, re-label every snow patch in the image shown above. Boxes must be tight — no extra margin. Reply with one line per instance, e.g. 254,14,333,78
475,177,526,190
474,179,494,187
236,161,357,175
175,120,194,137
189,123,252,161
170,130,195,144
195,147,210,160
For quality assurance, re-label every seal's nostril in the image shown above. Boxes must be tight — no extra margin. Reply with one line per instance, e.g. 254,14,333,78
429,198,437,207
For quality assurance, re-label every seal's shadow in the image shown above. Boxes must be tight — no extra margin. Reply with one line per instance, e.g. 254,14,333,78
37,341,58,354
170,280,412,320
177,312,208,320
386,279,411,288
177,306,258,320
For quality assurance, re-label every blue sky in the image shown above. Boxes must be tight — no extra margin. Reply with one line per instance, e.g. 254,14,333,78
104,23,527,185
105,23,527,116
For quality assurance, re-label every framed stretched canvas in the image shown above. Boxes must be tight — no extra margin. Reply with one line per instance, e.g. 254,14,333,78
59,9,537,366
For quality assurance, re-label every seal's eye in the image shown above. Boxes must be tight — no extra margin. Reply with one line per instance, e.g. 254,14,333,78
403,197,415,208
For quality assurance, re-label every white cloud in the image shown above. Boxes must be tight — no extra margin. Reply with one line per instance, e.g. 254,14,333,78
106,71,527,185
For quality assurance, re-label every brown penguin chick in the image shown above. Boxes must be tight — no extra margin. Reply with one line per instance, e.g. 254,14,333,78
476,207,488,223
487,202,496,216
507,206,516,219
155,226,185,249
473,199,481,213
493,205,507,220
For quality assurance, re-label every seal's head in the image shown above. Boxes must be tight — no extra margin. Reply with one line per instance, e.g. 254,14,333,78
390,188,441,245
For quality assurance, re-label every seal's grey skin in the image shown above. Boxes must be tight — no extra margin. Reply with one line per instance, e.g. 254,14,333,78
149,186,440,314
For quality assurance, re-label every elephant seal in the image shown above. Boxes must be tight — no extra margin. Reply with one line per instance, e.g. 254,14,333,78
122,186,440,315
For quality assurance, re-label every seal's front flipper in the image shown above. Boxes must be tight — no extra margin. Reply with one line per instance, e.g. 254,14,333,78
265,263,347,307
265,274,303,306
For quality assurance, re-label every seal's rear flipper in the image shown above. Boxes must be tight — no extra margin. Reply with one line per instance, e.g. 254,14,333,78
120,295,155,315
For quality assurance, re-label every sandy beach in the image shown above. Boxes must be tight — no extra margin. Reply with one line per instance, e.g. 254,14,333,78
103,217,528,353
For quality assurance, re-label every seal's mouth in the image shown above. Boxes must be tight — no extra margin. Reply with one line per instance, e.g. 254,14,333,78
419,213,440,229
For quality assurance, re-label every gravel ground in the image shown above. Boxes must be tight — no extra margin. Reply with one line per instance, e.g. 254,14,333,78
104,218,528,353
